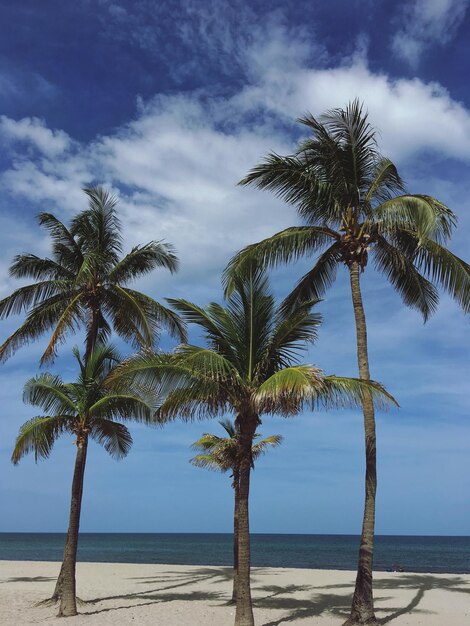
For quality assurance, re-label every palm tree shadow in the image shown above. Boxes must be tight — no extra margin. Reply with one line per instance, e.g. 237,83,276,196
84,590,225,615
374,574,470,624
1,576,55,584
82,566,239,613
258,573,470,626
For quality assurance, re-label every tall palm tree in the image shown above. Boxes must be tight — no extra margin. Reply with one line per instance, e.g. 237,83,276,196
113,268,396,626
191,418,282,604
0,186,185,365
224,101,470,625
12,343,153,617
1,186,185,605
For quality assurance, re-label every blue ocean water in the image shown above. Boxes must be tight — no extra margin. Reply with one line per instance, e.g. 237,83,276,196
0,533,468,574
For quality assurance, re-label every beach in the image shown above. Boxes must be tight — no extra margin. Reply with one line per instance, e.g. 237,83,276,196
1,560,469,625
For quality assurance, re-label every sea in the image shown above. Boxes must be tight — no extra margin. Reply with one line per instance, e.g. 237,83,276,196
1,533,469,574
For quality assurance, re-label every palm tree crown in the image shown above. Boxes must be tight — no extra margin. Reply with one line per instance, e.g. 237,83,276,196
0,187,185,365
190,418,282,475
12,343,153,464
116,268,393,423
224,100,470,317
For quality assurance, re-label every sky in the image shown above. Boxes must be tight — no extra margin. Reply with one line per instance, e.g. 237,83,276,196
0,0,469,536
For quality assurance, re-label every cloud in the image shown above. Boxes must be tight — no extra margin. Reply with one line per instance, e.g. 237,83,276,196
0,116,72,157
391,0,469,67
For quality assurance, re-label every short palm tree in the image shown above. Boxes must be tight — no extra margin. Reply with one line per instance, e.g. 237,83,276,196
113,267,395,626
0,186,185,365
12,343,153,617
224,101,470,625
191,418,282,604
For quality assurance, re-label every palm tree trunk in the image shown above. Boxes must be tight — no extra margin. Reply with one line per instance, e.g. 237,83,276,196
85,304,99,363
57,435,88,617
51,310,97,604
344,262,378,626
231,468,240,604
234,419,255,626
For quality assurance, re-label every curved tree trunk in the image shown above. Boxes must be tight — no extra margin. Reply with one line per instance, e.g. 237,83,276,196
57,435,88,617
234,418,256,626
344,262,378,626
231,468,240,604
51,310,98,604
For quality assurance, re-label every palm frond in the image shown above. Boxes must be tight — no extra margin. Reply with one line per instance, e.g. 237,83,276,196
372,195,456,243
255,367,397,414
251,434,283,460
12,415,71,464
373,236,439,321
23,373,76,414
109,241,179,283
0,281,73,319
223,227,337,295
88,393,153,423
280,242,343,313
413,238,470,312
89,419,133,459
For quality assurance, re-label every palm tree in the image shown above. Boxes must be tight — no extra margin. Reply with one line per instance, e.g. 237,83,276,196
190,418,282,604
1,186,185,605
0,186,185,365
12,343,153,617
113,268,396,626
223,101,470,625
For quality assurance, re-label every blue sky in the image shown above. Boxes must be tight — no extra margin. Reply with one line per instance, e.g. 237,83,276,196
0,0,469,536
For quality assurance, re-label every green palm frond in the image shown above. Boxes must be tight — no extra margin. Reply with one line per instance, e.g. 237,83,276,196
373,236,439,321
280,242,343,312
223,227,337,295
251,434,283,461
263,299,321,370
254,367,397,414
0,280,73,318
0,293,85,363
174,345,242,382
372,195,455,242
88,394,153,423
40,293,84,364
89,419,133,459
413,238,470,312
12,415,71,464
364,157,405,206
9,255,74,281
190,453,229,472
109,241,179,283
23,373,76,414
156,380,231,422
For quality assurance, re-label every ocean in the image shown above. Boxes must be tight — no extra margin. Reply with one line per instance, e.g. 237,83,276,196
0,533,468,574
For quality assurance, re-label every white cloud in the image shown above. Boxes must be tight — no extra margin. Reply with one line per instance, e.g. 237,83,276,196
391,0,469,67
0,116,71,156
1,35,470,300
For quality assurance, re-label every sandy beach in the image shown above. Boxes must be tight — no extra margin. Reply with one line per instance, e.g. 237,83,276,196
0,560,469,625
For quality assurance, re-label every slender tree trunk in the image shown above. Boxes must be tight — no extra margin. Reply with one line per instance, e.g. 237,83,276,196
85,304,100,362
231,468,240,604
344,262,378,626
234,418,256,626
57,435,88,617
51,309,98,604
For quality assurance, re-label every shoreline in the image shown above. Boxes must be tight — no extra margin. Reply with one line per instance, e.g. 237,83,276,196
1,558,469,576
1,560,469,625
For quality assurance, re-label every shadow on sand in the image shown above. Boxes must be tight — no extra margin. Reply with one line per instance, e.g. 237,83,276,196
21,566,469,622
256,573,470,626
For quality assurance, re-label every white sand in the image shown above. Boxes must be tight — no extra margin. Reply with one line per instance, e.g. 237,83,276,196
0,560,469,625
